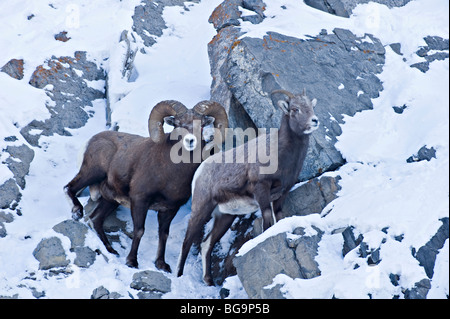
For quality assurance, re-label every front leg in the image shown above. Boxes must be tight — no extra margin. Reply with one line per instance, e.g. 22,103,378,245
254,181,275,231
155,208,178,273
126,197,150,268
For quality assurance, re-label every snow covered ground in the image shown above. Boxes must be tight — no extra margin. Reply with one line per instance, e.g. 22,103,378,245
0,0,448,299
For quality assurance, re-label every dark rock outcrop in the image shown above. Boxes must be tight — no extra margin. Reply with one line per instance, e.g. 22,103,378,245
208,1,386,181
132,0,200,48
304,0,412,18
23,51,106,147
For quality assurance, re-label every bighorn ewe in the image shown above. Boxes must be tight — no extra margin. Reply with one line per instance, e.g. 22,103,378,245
64,100,228,271
176,90,319,285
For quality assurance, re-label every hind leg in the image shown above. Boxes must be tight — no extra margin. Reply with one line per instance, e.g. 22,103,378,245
201,212,236,286
177,199,216,278
89,197,119,255
65,171,106,221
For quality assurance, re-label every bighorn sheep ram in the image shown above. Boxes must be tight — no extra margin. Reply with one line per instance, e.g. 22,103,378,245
177,90,319,285
64,100,228,271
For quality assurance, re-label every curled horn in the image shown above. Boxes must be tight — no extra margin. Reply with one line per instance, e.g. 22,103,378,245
193,101,228,143
148,100,188,143
271,89,295,114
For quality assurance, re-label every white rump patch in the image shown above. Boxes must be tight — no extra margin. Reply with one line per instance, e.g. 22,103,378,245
218,197,259,215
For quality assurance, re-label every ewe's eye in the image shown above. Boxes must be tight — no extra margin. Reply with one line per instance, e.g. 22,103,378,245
291,108,300,114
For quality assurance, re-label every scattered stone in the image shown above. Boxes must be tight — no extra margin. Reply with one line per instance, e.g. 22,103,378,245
0,223,6,238
411,36,449,73
3,144,35,189
130,270,171,294
392,104,407,114
340,226,363,257
389,43,403,55
1,58,25,80
219,287,230,299
54,31,71,42
90,286,121,299
73,246,96,268
0,179,21,210
30,287,46,299
406,145,436,163
0,211,15,238
0,211,14,224
404,278,431,299
53,219,88,249
32,237,70,270
91,286,110,299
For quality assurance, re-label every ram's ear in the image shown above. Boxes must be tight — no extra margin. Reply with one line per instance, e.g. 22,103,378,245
277,100,290,114
202,115,215,126
163,116,176,126
311,98,317,108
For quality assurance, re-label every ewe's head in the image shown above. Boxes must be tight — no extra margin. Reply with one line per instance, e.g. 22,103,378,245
272,89,319,136
148,100,228,152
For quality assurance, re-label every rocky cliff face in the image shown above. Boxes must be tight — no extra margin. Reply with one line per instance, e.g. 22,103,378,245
207,0,449,299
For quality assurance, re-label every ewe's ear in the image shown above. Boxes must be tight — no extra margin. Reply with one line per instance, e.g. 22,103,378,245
311,98,317,108
277,100,290,114
163,116,176,126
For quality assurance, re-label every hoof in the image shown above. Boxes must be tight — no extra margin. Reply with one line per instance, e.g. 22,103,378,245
203,275,214,286
71,207,83,221
155,260,172,273
126,258,139,269
106,246,119,256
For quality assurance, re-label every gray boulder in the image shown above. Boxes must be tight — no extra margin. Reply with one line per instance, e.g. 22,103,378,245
91,285,122,299
233,226,323,299
53,219,96,268
406,145,436,163
1,58,24,80
32,237,70,270
281,175,341,219
53,219,88,249
403,278,431,299
130,270,171,299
